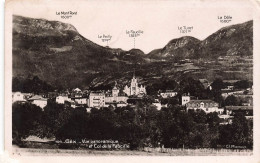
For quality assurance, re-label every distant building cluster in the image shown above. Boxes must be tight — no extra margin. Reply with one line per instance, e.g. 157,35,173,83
12,92,48,109
12,74,253,124
12,74,146,109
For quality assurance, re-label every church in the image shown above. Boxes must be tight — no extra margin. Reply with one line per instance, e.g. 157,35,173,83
123,73,146,96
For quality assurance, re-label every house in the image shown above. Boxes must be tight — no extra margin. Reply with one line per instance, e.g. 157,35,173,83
73,88,81,92
73,97,88,105
105,83,128,103
12,92,26,103
221,90,244,98
152,102,162,110
22,93,33,100
117,101,128,107
218,106,253,124
221,86,234,91
70,101,76,108
88,91,105,108
160,90,177,98
71,88,83,98
181,94,191,106
161,103,168,108
225,106,253,116
186,100,223,114
105,83,128,107
28,95,48,109
56,95,70,104
221,90,252,99
86,108,92,113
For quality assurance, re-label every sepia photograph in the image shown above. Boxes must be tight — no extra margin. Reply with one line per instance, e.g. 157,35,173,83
4,0,260,161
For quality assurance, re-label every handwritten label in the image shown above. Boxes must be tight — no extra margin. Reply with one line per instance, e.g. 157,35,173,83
98,34,112,46
56,11,77,19
126,30,144,37
126,30,144,48
218,15,232,23
178,26,193,34
98,34,112,42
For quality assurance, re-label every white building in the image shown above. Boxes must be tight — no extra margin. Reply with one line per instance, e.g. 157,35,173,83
28,95,48,109
123,73,146,96
116,101,128,107
88,91,105,108
12,92,26,103
182,95,191,105
160,90,177,98
73,88,81,92
56,95,70,104
71,88,83,97
186,100,223,114
105,83,128,107
152,102,162,110
74,98,88,105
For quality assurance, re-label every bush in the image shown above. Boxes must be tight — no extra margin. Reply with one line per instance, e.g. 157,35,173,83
12,102,43,144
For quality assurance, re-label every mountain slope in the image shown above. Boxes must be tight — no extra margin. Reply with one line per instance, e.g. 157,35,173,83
13,15,145,89
200,20,253,58
147,20,253,60
12,15,253,90
147,36,201,60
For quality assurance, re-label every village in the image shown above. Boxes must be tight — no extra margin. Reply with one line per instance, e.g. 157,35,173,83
12,73,253,125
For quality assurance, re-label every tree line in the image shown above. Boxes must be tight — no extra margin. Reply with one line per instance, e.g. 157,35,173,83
12,100,253,150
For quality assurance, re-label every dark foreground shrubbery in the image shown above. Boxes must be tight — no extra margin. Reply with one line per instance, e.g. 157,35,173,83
12,101,253,149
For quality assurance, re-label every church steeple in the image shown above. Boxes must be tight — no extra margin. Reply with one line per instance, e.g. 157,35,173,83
113,81,118,90
112,81,119,97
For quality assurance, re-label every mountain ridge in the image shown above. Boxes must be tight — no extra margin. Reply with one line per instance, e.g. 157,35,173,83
12,15,253,89
147,20,253,60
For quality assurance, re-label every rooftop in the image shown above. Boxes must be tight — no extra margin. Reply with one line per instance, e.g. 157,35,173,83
187,100,218,104
225,106,253,110
28,95,47,101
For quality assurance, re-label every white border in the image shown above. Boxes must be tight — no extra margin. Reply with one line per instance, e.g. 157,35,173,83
4,0,260,162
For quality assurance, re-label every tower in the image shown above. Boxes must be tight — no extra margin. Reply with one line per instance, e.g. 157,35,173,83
123,85,130,96
130,72,138,95
112,82,119,100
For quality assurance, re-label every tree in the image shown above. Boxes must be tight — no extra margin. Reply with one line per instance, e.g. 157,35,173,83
146,79,179,96
188,109,207,124
179,77,206,99
218,112,253,148
168,97,179,106
206,112,220,128
225,95,239,106
12,76,54,93
218,124,233,146
12,102,43,144
211,78,226,90
210,79,225,105
231,112,251,146
157,106,196,148
56,109,89,141
206,112,220,147
41,100,73,138
234,80,252,89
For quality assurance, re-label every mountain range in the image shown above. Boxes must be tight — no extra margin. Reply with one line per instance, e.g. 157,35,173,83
12,15,253,90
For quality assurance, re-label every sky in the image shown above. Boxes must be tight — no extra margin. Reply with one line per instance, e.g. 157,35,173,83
9,0,253,53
